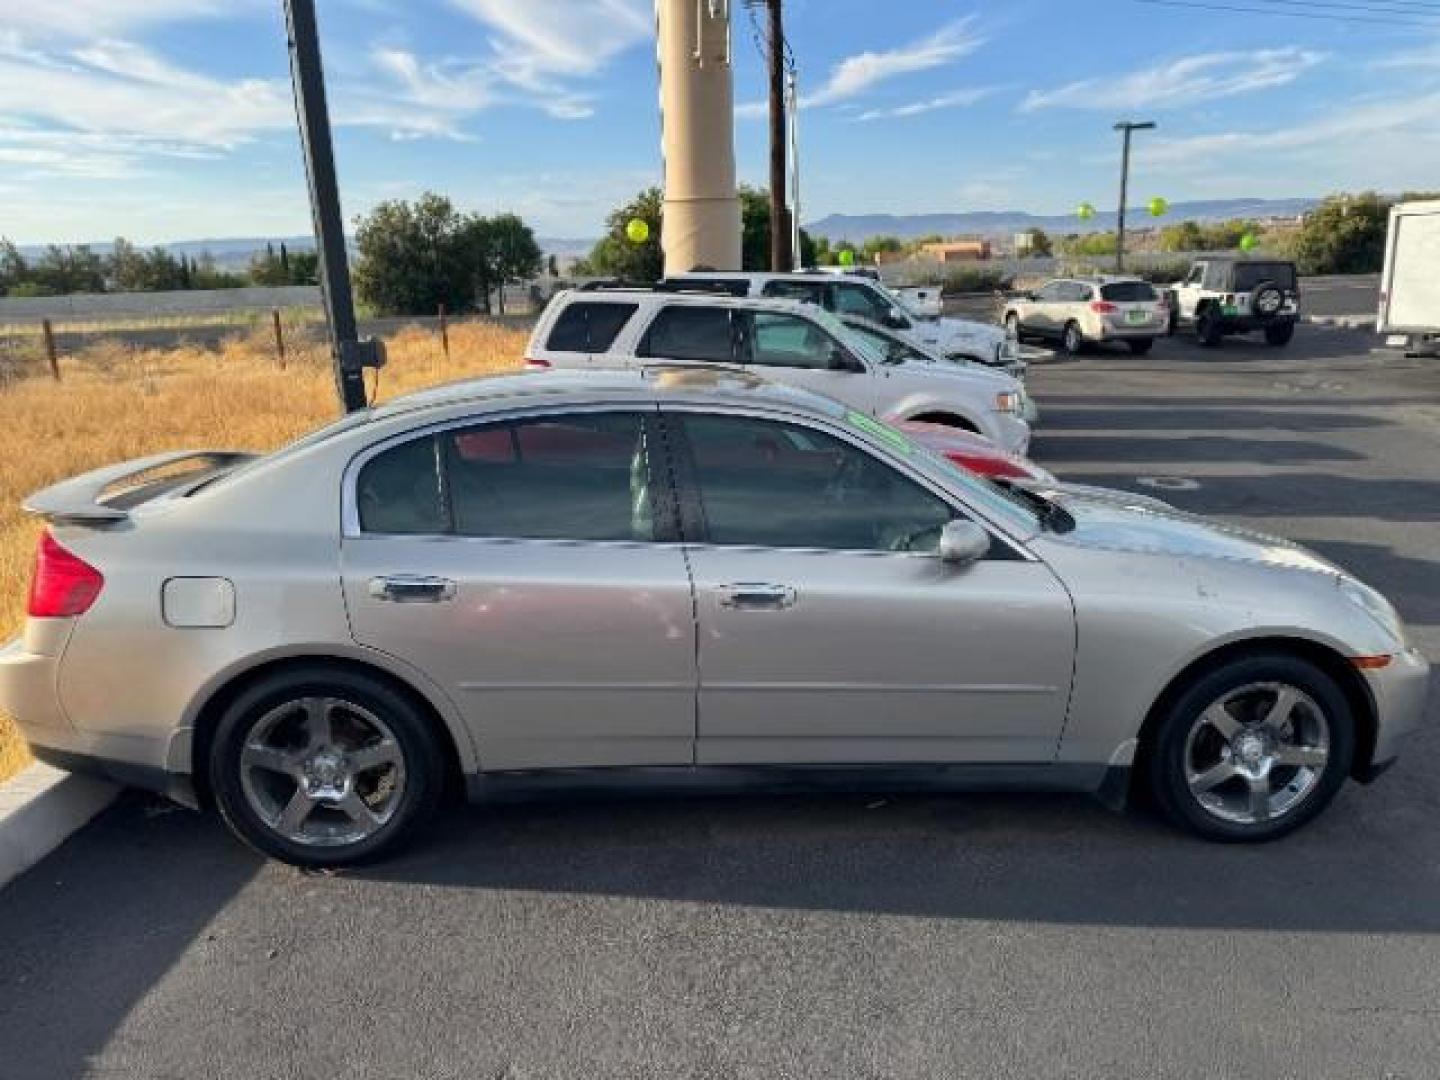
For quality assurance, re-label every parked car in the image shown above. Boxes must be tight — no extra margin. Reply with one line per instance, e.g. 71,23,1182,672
666,270,1025,377
1004,277,1167,356
2,369,1424,865
526,288,1032,454
839,314,1040,424
1165,257,1300,347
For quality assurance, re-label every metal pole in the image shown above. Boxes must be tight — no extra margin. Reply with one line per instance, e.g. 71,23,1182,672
766,0,793,272
41,319,59,381
284,0,378,413
272,308,286,369
1113,120,1155,275
787,68,802,269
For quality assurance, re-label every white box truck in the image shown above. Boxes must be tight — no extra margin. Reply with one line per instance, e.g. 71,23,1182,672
1378,200,1440,356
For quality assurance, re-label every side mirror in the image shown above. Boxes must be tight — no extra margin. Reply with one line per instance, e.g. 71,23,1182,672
884,306,909,330
938,519,990,565
828,345,864,372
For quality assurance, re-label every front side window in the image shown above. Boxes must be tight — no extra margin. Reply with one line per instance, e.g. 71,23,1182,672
833,283,891,321
846,323,922,365
678,414,955,553
761,280,827,305
358,413,659,542
639,306,736,363
747,312,838,370
544,301,638,353
1037,282,1065,302
1186,265,1206,286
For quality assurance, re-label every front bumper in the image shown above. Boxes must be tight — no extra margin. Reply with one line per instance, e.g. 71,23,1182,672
1367,646,1432,770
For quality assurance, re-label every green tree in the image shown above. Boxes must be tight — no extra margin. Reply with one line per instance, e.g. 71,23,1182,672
582,187,665,282
353,193,498,316
1292,192,1390,275
189,252,247,290
32,245,106,294
1022,228,1053,257
738,186,818,269
1,238,29,296
1062,231,1117,257
486,212,543,314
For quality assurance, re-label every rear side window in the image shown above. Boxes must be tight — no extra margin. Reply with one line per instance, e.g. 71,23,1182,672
762,280,828,305
358,413,659,542
545,302,637,353
639,306,736,363
1234,263,1297,291
1100,282,1158,302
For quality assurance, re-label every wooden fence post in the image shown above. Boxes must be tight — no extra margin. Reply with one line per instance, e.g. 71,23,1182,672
272,308,287,369
438,302,450,361
41,319,60,381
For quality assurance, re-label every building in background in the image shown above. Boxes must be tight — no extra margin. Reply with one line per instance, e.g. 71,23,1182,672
919,239,993,263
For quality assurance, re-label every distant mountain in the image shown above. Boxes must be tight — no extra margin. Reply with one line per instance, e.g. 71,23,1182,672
805,197,1322,242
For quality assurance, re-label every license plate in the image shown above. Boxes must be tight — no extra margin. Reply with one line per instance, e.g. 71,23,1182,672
1126,310,1149,325
1222,304,1239,317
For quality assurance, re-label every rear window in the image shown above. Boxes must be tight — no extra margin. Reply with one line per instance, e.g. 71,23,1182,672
1100,282,1158,302
545,301,638,353
1233,263,1297,292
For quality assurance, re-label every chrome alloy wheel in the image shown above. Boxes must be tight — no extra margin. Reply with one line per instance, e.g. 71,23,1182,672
1183,681,1330,826
239,696,407,847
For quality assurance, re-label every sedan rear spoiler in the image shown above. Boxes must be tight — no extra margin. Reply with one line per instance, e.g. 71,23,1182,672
23,450,257,525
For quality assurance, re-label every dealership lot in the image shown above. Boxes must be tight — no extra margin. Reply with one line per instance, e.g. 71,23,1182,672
1,325,1437,1079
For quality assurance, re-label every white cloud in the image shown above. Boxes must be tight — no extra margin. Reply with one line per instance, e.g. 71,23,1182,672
855,85,1001,122
738,17,985,119
1022,47,1326,112
1,0,254,38
446,0,651,73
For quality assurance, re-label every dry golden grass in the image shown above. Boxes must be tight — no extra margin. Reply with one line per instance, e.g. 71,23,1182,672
0,319,526,780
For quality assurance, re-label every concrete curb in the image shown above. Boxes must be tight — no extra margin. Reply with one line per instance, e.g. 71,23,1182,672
1303,314,1376,331
0,763,118,890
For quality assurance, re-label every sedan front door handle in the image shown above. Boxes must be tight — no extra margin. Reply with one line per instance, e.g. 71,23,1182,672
369,575,457,603
716,583,798,611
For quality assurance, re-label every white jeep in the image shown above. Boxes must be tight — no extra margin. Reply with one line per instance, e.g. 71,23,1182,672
526,287,1033,455
1165,256,1300,347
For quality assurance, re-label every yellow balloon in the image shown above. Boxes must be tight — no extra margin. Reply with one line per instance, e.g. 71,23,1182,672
838,248,856,266
625,218,650,244
1239,233,1259,252
1076,202,1096,221
1148,196,1169,218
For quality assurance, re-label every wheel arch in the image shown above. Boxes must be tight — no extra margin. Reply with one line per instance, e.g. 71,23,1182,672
185,648,474,808
1130,634,1379,796
903,410,983,433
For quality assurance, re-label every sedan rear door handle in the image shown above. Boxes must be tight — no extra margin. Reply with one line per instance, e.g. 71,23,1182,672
369,575,457,603
716,583,798,610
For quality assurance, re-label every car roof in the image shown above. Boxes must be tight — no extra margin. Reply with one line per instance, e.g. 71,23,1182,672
670,270,876,285
559,287,812,315
368,366,846,424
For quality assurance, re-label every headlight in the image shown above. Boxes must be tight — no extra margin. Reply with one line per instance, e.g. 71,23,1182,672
994,390,1022,414
1338,577,1407,645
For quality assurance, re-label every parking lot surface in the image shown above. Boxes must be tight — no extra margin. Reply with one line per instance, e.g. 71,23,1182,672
1,326,1437,1079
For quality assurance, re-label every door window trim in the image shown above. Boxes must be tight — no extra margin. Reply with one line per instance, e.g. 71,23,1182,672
341,404,682,546
658,404,1032,561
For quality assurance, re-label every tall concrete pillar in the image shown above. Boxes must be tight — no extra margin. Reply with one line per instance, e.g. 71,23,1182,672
655,0,742,274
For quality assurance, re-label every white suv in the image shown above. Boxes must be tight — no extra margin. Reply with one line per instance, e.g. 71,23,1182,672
1004,276,1167,356
526,288,1032,454
666,271,1024,377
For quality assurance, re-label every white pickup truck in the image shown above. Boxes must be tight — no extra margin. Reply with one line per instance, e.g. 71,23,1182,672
1377,199,1440,356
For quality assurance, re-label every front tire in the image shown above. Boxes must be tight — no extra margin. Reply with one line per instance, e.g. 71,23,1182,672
210,667,444,867
1265,321,1295,347
1196,306,1223,347
1146,654,1354,842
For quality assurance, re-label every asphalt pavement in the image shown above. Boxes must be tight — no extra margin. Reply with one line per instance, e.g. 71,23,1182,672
1,323,1438,1079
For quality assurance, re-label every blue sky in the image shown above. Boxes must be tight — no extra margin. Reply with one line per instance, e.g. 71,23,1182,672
3,0,1439,243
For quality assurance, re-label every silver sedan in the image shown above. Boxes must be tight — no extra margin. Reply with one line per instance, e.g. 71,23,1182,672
0,368,1428,865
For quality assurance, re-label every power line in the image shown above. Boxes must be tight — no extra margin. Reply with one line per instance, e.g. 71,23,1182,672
1132,0,1440,25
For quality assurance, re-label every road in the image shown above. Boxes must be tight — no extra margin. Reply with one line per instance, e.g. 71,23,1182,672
1,325,1438,1079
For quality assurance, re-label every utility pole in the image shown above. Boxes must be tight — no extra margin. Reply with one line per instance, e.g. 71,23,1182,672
1113,120,1156,274
284,0,383,413
787,67,802,268
764,0,793,271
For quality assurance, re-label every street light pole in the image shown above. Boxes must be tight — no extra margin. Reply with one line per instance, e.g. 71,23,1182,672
1113,119,1156,274
787,67,802,268
284,0,383,413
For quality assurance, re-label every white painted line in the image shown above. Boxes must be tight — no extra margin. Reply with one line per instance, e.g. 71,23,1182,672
1136,476,1201,491
0,763,117,890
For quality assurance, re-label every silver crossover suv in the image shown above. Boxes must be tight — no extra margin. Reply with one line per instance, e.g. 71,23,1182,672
1,369,1427,865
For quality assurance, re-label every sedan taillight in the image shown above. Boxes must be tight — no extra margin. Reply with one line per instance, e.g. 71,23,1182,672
28,531,104,618
1090,301,1118,314
524,357,551,370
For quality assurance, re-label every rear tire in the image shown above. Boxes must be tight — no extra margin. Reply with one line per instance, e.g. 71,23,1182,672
1196,307,1223,347
1146,654,1354,843
1061,321,1085,356
1264,321,1295,347
210,667,444,867
1127,337,1154,356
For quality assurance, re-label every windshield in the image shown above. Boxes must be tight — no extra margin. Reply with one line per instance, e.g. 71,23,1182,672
835,409,1041,532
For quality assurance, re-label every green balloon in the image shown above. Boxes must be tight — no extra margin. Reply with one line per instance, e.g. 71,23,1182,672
838,248,856,267
1148,196,1169,218
1239,232,1259,252
1076,202,1096,221
625,218,650,244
